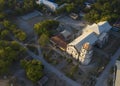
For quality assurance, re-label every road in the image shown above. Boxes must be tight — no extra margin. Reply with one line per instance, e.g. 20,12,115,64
11,36,81,86
95,47,120,86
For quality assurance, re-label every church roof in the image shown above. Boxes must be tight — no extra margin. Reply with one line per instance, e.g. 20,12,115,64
68,31,98,52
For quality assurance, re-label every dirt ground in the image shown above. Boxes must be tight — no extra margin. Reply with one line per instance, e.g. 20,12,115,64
103,34,120,55
45,73,69,86
0,80,9,86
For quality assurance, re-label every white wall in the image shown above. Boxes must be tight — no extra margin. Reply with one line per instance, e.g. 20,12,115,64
79,45,93,65
66,46,79,60
36,0,58,11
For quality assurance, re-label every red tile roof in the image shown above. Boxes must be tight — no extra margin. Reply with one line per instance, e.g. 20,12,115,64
50,35,67,50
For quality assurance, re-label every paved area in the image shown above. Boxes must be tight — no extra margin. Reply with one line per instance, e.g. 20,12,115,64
95,47,120,86
13,70,34,86
56,16,86,30
13,14,54,36
13,17,34,35
21,10,43,20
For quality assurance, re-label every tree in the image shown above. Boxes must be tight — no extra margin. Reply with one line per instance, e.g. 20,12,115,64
21,59,44,82
84,0,120,23
26,66,43,82
84,10,100,23
38,34,49,47
15,31,27,41
1,20,27,41
0,30,9,39
0,60,9,75
0,40,21,75
0,21,27,76
66,3,75,13
34,20,59,36
11,41,21,50
3,46,17,62
0,0,5,11
2,20,11,28
0,12,6,20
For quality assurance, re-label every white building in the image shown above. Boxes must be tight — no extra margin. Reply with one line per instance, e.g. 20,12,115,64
66,21,112,65
66,31,98,65
83,21,112,48
83,21,111,35
79,42,93,65
36,0,58,11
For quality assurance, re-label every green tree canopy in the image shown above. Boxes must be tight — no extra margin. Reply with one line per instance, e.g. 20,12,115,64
0,0,5,11
34,20,59,36
0,40,24,75
38,33,49,47
14,31,27,41
66,3,75,13
1,20,27,41
84,0,120,23
21,59,44,82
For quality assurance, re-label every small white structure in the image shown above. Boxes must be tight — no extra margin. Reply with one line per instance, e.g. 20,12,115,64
60,30,71,40
69,13,79,20
36,0,58,11
66,21,112,65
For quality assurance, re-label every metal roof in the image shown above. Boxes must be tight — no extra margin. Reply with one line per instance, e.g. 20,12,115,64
68,31,98,52
98,32,107,41
98,21,112,33
60,30,71,39
36,0,58,11
84,21,112,35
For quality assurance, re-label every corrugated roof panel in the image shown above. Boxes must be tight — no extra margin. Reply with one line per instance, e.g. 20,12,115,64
68,32,97,52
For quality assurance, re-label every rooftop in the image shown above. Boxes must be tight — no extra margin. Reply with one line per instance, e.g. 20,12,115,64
68,31,98,52
84,21,112,35
60,30,72,39
50,35,67,50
